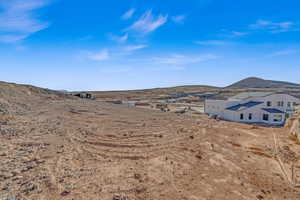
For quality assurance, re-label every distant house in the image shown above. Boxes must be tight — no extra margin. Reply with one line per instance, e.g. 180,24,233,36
205,92,300,126
73,92,95,100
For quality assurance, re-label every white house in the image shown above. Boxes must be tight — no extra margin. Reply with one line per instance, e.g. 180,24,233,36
205,92,300,126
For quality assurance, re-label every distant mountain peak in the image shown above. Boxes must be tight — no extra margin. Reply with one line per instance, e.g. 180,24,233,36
227,77,300,89
243,77,263,80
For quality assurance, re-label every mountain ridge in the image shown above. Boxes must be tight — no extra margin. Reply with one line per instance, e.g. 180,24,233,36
226,77,300,89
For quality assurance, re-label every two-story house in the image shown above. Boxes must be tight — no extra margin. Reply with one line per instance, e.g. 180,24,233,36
205,92,300,126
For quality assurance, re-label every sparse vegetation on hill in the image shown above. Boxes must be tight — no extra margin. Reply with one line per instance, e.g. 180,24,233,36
227,77,300,89
89,77,300,102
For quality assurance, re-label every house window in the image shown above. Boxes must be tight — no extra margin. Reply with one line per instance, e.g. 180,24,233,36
240,113,244,120
267,101,272,107
277,101,284,107
288,102,291,107
273,115,283,122
249,113,252,120
263,114,269,121
285,113,290,119
293,102,297,106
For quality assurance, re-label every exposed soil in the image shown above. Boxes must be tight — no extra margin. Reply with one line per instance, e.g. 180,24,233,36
1,82,300,200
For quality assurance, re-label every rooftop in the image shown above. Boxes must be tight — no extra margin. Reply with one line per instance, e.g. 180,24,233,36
226,101,264,111
261,108,285,114
229,92,274,100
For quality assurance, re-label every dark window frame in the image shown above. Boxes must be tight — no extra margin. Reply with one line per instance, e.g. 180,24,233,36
240,113,244,120
263,114,269,121
248,113,252,120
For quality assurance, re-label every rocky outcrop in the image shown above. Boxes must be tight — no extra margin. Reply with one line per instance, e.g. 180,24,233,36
286,107,300,140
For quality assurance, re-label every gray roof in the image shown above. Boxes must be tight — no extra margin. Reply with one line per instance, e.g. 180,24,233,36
261,108,285,114
229,92,274,100
226,101,263,111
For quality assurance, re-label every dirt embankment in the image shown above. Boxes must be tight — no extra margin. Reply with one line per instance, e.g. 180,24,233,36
286,107,300,141
0,81,73,114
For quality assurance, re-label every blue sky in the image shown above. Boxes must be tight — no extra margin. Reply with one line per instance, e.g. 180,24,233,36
0,0,300,91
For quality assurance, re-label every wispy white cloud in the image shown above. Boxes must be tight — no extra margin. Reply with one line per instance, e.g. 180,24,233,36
220,19,296,39
109,33,128,43
172,15,186,24
195,40,229,46
88,49,110,61
126,10,168,34
219,29,249,38
123,45,147,52
250,19,294,33
230,31,248,37
122,8,135,20
0,34,28,43
0,0,50,43
267,49,297,57
152,54,218,66
84,44,146,61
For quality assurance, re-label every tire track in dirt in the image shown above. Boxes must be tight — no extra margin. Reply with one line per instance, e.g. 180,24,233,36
75,127,206,161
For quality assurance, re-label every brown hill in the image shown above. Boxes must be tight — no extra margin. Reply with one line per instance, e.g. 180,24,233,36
227,77,300,89
0,81,72,114
91,85,220,100
90,78,300,101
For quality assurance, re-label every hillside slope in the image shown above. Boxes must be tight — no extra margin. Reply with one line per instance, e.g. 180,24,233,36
91,85,220,100
227,77,300,89
1,81,300,199
0,81,72,114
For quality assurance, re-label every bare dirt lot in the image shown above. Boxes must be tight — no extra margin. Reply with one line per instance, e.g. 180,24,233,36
1,82,300,200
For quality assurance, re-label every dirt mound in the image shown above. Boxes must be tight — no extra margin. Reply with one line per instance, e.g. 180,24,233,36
0,81,73,114
286,107,300,141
